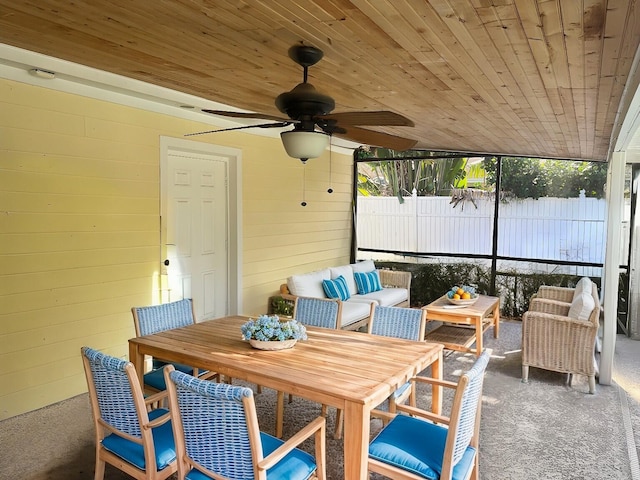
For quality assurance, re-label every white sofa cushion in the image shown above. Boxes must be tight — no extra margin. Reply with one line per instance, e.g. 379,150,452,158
568,291,595,321
287,268,331,298
572,277,592,301
351,288,408,307
330,265,357,296
351,259,376,273
340,301,372,328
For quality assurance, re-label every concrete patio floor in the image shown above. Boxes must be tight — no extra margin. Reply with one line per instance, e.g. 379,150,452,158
1,321,639,479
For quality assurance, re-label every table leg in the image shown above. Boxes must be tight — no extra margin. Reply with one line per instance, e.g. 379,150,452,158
342,401,369,480
475,315,483,356
493,302,500,338
431,351,443,415
128,342,144,387
275,391,284,438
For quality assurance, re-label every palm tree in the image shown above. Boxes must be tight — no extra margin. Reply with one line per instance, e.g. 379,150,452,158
357,148,470,200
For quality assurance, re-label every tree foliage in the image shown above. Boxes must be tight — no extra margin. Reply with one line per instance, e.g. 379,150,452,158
482,157,607,199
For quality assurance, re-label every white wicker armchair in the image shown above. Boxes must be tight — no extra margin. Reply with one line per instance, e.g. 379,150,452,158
521,282,600,394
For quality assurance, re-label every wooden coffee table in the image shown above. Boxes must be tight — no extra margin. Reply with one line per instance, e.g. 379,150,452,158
423,294,500,356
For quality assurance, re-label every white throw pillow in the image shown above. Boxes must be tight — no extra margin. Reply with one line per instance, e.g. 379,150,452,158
572,277,592,301
287,269,331,298
330,265,358,296
568,291,595,321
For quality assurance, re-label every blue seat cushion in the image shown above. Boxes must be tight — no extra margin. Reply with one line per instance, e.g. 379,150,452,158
369,414,476,480
144,368,169,391
185,432,317,480
101,408,176,471
152,360,199,374
144,364,208,390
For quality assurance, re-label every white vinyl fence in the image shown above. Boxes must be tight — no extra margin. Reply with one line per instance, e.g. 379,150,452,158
357,192,610,265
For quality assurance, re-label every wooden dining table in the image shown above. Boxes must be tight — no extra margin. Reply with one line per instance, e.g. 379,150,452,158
128,315,444,480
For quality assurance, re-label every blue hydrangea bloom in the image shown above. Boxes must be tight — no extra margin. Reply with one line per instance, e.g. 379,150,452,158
241,315,307,341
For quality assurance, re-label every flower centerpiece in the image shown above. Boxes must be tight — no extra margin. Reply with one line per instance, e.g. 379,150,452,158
241,314,307,350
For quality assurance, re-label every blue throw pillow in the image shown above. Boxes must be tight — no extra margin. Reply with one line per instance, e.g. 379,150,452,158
354,270,382,294
322,275,350,301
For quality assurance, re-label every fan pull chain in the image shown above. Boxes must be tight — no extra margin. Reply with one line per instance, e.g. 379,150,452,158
327,135,334,194
301,161,307,207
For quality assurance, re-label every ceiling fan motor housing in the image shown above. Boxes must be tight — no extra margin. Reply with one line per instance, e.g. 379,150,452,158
275,83,335,122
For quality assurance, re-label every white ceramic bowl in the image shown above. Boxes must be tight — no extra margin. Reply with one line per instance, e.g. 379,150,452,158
446,295,479,306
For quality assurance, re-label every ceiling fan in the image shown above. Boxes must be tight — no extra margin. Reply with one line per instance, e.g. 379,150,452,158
188,45,417,160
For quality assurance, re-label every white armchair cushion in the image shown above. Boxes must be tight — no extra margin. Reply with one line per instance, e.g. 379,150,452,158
287,269,331,298
568,291,595,321
572,277,592,301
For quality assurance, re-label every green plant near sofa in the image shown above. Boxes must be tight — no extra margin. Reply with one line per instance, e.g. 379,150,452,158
270,295,294,317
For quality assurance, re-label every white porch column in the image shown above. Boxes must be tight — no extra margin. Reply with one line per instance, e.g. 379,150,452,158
600,151,626,385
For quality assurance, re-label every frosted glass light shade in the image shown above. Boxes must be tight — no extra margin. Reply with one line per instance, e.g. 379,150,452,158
280,130,329,160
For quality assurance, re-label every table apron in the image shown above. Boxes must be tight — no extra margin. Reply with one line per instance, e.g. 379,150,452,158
130,342,439,411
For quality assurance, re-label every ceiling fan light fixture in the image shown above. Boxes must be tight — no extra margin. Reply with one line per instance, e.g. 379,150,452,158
280,130,329,162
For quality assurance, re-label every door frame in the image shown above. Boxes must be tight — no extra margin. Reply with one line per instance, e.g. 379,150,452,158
160,136,242,315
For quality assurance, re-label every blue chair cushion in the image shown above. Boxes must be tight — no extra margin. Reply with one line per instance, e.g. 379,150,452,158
152,360,203,374
354,270,382,294
369,415,476,480
185,432,317,480
143,368,169,391
101,408,176,471
144,364,208,390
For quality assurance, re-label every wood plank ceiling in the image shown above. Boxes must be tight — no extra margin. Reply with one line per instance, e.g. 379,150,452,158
1,0,639,161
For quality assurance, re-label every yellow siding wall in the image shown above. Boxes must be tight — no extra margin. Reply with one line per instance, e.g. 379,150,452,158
0,78,353,419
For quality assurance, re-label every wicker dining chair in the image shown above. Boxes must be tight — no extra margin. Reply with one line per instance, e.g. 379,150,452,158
275,296,342,438
328,305,428,440
164,366,327,480
131,299,219,393
81,347,177,480
292,295,343,329
368,305,427,412
368,350,492,480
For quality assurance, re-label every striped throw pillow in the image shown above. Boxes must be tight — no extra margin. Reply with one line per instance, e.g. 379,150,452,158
354,270,382,294
322,275,350,301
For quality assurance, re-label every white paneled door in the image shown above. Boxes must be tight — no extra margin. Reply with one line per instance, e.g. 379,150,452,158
165,150,229,321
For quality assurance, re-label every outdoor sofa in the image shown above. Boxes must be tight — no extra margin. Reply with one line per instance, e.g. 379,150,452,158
279,260,411,330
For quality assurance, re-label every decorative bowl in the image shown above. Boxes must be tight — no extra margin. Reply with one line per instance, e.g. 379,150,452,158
249,339,297,351
445,285,479,306
446,296,478,306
